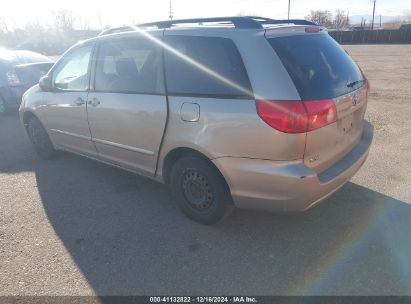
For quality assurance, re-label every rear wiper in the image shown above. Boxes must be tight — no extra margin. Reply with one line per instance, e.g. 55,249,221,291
347,80,364,88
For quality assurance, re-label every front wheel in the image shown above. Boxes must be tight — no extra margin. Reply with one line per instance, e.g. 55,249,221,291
26,116,56,159
170,155,234,224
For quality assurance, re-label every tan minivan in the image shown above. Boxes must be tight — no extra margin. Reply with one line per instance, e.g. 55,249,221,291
20,17,373,224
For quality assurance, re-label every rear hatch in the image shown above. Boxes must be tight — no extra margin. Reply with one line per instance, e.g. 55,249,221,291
267,31,369,174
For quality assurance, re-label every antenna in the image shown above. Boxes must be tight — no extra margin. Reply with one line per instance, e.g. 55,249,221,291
169,0,174,20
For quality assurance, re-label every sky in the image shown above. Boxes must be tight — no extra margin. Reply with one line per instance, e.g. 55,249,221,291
2,0,411,29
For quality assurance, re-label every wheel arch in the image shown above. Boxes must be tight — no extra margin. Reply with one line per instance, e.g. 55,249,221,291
161,147,230,196
21,111,51,140
22,110,39,129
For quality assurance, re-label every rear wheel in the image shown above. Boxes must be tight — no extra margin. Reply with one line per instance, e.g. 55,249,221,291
170,155,234,224
0,97,7,115
27,116,56,159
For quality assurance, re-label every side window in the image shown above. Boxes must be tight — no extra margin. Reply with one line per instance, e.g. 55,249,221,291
52,44,93,91
94,38,164,94
164,36,252,98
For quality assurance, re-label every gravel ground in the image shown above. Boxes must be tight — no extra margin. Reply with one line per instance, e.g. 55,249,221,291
0,44,410,296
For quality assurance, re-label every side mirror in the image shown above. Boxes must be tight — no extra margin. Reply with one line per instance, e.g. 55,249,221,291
39,75,53,92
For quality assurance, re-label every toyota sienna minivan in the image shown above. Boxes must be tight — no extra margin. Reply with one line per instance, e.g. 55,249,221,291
20,16,373,224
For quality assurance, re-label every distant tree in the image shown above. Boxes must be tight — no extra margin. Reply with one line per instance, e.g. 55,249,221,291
24,20,45,33
333,9,349,29
54,9,76,31
78,15,90,31
236,11,259,17
305,10,333,27
0,16,8,33
383,19,403,29
0,16,9,47
10,21,46,51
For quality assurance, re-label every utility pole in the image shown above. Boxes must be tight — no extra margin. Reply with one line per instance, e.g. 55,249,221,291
371,0,376,30
98,12,103,30
169,0,173,20
379,15,382,28
287,0,291,20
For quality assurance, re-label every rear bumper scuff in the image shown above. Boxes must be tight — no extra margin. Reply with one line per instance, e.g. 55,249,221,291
212,121,373,212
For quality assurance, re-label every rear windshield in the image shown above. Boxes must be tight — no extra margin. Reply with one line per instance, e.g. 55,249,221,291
268,34,365,100
14,51,52,65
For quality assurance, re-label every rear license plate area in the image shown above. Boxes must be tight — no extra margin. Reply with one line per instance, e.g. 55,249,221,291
340,115,355,135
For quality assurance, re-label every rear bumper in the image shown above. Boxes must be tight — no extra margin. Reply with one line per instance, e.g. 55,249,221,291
212,121,373,212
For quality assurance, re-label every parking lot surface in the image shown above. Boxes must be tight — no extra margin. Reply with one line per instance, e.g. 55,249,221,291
1,45,411,296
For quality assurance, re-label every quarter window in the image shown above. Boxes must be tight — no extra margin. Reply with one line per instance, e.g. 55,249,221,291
53,44,93,91
94,38,164,94
164,36,253,98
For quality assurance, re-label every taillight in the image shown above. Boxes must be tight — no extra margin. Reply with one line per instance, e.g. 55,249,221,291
6,69,21,86
304,99,337,131
256,99,337,133
256,100,308,133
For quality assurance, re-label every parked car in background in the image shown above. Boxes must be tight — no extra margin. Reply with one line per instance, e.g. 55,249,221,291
0,49,54,114
20,17,373,224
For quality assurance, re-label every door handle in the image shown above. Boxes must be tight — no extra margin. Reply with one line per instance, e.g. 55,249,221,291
74,97,86,106
88,97,100,107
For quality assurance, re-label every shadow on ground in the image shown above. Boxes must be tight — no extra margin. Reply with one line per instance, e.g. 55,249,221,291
1,114,411,295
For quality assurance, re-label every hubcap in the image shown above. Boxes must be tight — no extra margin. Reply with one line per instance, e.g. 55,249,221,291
182,169,213,211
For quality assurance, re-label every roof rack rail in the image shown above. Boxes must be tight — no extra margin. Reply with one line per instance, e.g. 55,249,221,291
138,16,318,30
98,17,319,35
245,16,317,26
139,16,263,29
98,26,136,36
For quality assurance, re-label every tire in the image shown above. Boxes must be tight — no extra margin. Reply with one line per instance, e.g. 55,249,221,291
26,116,56,159
0,96,7,115
170,154,234,224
